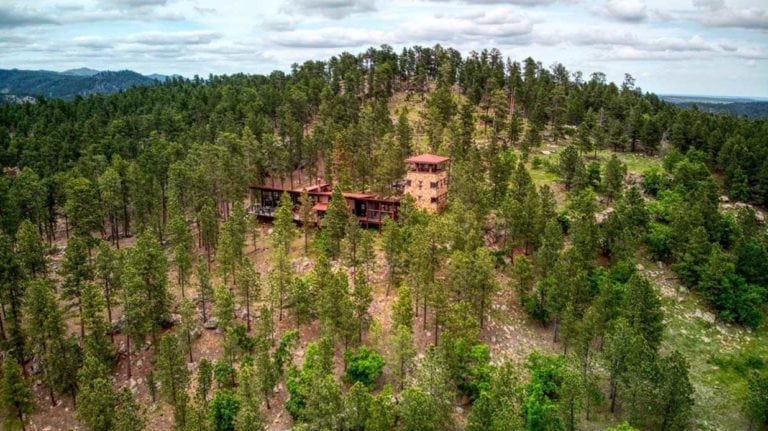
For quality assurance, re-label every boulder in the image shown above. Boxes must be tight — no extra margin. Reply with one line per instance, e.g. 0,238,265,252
204,318,218,329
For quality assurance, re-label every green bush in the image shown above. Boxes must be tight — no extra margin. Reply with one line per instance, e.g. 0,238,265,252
209,390,240,431
343,347,385,387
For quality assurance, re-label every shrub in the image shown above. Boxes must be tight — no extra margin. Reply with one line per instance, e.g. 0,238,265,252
343,347,385,387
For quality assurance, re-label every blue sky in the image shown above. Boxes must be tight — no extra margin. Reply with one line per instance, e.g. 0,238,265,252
1,0,766,97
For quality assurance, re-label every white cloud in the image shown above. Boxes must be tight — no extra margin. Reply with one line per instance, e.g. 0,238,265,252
692,1,768,30
268,27,385,47
599,0,648,22
281,0,376,19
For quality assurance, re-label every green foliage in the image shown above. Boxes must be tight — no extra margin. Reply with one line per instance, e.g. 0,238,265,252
155,333,191,428
343,347,385,387
322,187,349,258
466,361,521,431
0,355,34,431
214,360,236,390
209,390,240,431
746,370,768,426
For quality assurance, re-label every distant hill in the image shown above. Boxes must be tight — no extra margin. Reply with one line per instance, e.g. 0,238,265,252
661,95,768,119
61,67,100,77
0,68,162,101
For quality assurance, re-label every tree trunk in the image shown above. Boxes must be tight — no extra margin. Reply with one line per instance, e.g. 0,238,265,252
106,284,114,343
187,331,193,363
245,289,251,332
126,335,132,379
79,300,85,340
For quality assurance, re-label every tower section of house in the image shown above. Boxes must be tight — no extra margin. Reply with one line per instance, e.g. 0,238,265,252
403,154,450,213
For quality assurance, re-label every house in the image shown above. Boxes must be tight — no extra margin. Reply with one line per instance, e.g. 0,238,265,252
403,153,450,213
249,153,449,225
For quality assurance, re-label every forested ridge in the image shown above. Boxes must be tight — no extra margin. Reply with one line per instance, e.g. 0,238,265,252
0,45,766,431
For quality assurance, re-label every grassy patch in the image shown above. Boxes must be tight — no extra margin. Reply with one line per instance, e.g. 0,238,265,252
640,257,768,431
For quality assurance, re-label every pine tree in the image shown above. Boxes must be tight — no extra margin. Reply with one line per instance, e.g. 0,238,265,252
155,333,191,429
351,269,373,343
60,235,93,339
196,256,214,322
366,385,396,431
390,323,416,390
603,154,625,201
15,219,46,278
199,198,219,266
120,259,151,379
559,145,581,191
196,358,214,407
298,188,315,255
272,191,296,253
381,216,403,295
64,176,103,238
623,274,664,352
168,214,193,297
76,353,116,431
127,229,170,342
214,284,235,334
322,187,349,258
81,282,115,368
656,351,694,431
0,355,34,431
179,297,196,362
93,240,121,334
392,284,414,331
289,275,312,331
114,387,147,431
235,258,259,332
0,232,24,351
344,381,372,430
343,215,363,270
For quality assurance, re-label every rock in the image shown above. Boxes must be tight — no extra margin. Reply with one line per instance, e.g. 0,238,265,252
625,172,644,186
719,195,730,203
191,326,203,339
136,359,143,368
112,315,127,334
657,261,664,268
595,207,615,224
204,318,218,329
635,263,645,271
30,355,43,375
170,313,182,325
455,406,464,414
541,150,552,155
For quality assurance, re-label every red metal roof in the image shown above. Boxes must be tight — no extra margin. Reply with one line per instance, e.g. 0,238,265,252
404,154,450,164
313,203,328,211
343,192,374,199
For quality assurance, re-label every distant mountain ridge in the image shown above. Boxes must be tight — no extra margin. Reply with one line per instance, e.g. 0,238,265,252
661,94,768,119
0,68,173,102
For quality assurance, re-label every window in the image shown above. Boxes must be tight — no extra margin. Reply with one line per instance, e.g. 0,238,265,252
430,197,437,203
406,180,411,186
418,180,423,190
430,181,437,188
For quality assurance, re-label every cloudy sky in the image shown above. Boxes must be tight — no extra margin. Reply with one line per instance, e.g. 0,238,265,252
1,0,766,97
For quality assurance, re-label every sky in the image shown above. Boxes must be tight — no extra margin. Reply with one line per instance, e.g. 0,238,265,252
1,0,766,97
